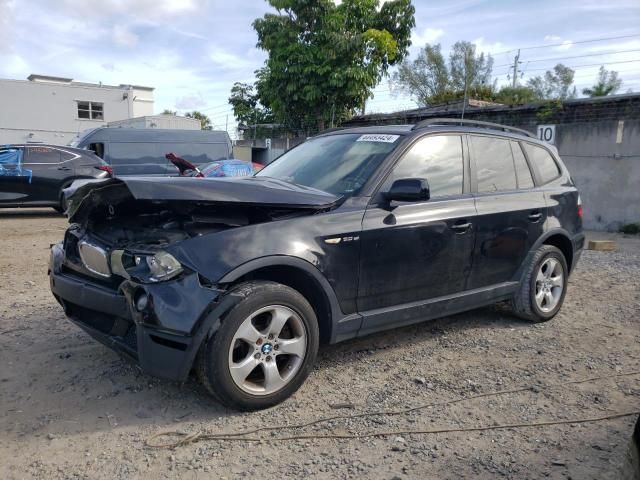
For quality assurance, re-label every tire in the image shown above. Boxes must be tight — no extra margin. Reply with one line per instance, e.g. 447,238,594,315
196,281,319,411
511,245,568,322
53,189,70,214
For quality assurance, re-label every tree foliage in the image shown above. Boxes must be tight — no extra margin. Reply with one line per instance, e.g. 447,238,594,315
253,0,415,132
582,66,622,97
185,111,212,130
393,41,493,106
527,63,576,100
228,82,273,126
161,109,177,115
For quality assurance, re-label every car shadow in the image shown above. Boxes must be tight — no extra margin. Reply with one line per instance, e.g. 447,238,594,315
0,208,63,218
2,305,531,440
317,305,531,366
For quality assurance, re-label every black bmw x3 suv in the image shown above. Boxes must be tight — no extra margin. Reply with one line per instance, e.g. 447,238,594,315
49,119,584,410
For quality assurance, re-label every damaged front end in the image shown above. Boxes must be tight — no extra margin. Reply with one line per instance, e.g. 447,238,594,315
49,176,338,381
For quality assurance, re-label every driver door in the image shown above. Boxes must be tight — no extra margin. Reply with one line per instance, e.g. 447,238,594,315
357,134,477,335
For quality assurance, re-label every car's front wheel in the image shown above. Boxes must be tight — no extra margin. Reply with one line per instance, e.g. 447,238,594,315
196,281,319,410
511,245,568,322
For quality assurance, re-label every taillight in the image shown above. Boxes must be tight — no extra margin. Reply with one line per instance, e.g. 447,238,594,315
577,195,583,219
95,165,113,176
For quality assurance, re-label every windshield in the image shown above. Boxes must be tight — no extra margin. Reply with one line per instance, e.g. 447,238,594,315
256,133,401,196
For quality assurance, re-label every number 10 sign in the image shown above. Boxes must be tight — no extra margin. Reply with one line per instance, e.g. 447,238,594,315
537,125,556,144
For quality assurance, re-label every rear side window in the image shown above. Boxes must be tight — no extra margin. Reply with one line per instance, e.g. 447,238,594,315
384,135,464,198
26,147,61,164
523,143,561,184
510,141,534,189
470,136,516,192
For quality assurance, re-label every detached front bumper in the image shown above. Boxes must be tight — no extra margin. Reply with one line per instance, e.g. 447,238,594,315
49,242,234,381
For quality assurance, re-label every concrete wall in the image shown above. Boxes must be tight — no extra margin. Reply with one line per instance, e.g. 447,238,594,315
0,77,154,145
342,94,640,231
554,120,639,231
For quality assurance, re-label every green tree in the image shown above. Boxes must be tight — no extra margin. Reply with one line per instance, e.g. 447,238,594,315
582,66,622,97
392,41,494,106
448,41,493,92
527,63,576,100
253,0,415,132
161,109,177,115
494,85,540,104
185,111,212,130
228,82,274,126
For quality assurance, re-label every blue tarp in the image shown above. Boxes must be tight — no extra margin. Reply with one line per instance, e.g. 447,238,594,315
0,146,32,183
200,160,253,178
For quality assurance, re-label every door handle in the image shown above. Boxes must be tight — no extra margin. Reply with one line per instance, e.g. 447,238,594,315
451,221,472,233
528,211,543,222
57,166,72,171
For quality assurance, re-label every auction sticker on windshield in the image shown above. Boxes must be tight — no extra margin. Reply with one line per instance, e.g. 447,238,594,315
356,134,400,143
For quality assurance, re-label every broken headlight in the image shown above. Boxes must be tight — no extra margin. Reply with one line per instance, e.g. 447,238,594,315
112,250,183,283
144,251,183,282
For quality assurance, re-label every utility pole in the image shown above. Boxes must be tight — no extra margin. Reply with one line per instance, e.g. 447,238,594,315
512,49,521,88
225,114,228,133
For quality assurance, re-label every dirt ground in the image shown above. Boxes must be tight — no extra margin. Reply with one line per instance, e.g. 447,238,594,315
1,209,639,479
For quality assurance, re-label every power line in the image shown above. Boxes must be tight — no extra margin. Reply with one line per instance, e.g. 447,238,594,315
514,59,640,73
491,33,640,56
494,49,640,68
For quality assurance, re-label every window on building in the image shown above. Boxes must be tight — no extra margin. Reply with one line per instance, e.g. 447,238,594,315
523,143,561,184
384,135,464,198
77,101,104,120
471,136,517,193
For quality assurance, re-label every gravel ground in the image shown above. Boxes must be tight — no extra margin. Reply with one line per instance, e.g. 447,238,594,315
1,209,639,479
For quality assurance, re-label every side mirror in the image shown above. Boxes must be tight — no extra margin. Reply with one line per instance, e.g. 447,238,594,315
384,178,430,203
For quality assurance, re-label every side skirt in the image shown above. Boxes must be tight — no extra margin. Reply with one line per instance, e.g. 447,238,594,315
356,281,519,337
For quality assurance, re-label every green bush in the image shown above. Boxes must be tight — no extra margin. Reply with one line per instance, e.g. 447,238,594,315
619,223,640,234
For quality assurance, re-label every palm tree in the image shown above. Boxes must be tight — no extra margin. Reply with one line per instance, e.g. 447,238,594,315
582,66,622,97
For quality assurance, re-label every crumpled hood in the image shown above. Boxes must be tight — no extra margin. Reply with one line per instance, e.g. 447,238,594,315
66,176,339,223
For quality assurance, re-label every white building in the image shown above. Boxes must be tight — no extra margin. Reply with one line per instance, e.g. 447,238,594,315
0,74,155,145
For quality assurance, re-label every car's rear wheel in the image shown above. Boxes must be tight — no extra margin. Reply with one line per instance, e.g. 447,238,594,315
511,245,568,322
53,188,70,214
196,281,319,410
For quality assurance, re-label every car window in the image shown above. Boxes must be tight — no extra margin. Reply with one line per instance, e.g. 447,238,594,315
523,143,561,184
159,143,229,164
26,147,61,164
383,135,464,198
511,141,534,189
108,143,162,166
256,133,400,196
471,136,517,192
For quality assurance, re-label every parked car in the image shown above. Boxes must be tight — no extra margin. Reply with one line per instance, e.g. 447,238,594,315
166,152,261,178
49,119,584,410
0,144,111,212
69,128,233,176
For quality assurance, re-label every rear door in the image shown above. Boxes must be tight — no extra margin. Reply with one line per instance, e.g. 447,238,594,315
24,146,67,203
466,135,546,289
0,146,30,205
357,134,476,332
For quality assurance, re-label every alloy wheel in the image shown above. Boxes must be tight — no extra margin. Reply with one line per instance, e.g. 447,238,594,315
227,305,307,395
535,257,564,313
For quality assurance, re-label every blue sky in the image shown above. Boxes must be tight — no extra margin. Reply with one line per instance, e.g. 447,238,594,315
1,0,639,131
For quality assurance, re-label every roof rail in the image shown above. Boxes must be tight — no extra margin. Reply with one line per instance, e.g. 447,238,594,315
412,118,536,138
